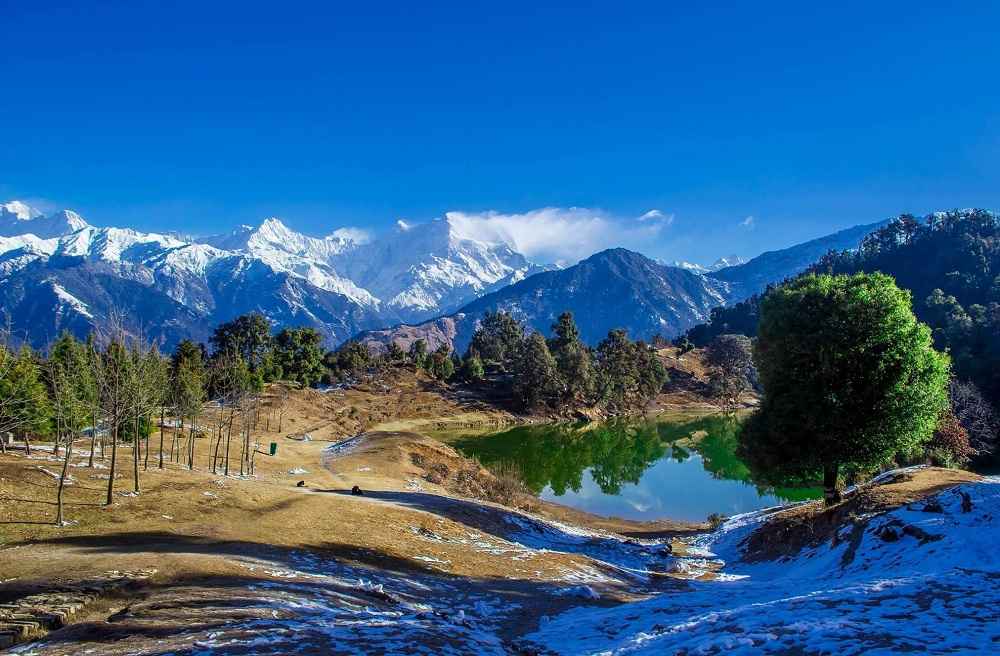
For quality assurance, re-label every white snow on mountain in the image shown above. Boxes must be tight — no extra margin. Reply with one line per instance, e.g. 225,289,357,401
1,203,89,239
48,280,94,319
0,200,542,324
668,260,710,273
200,217,379,306
710,254,747,270
668,254,748,274
336,216,540,317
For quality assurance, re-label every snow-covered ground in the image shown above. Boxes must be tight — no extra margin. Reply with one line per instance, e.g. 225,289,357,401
523,477,1000,655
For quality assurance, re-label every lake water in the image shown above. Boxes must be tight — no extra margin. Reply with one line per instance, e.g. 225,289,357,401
438,414,822,523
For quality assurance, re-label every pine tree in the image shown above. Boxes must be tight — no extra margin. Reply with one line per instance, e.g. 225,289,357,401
427,345,454,380
595,329,640,415
468,311,524,369
172,340,206,471
513,333,560,410
273,327,325,387
460,353,485,382
387,341,406,363
408,339,428,369
210,313,274,373
548,312,595,404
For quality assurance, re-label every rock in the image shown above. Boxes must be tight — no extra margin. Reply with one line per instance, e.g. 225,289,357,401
922,499,944,513
878,525,900,542
296,480,305,488
959,490,973,513
351,485,364,496
659,543,674,557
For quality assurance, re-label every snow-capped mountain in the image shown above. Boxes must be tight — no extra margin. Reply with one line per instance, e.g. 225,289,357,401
0,201,542,348
199,218,378,307
358,248,731,354
668,254,747,274
335,218,544,321
1,202,89,239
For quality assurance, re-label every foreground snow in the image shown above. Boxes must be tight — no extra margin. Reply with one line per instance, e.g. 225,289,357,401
524,477,1000,655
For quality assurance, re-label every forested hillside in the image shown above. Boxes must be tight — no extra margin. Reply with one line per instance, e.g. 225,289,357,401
681,209,1000,409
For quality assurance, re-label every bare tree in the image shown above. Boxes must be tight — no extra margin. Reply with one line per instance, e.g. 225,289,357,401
127,342,165,492
275,383,290,433
47,360,85,525
94,316,135,506
950,379,999,456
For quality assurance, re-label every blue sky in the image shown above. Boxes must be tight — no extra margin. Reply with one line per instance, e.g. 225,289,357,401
2,1,998,264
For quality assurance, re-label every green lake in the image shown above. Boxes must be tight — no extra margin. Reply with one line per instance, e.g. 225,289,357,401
436,414,822,523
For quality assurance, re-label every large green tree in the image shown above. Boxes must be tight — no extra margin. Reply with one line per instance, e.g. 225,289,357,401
468,311,524,369
427,344,455,381
513,332,560,410
171,339,206,470
274,327,325,386
548,312,595,404
594,330,666,415
210,313,274,373
739,273,950,505
0,345,53,454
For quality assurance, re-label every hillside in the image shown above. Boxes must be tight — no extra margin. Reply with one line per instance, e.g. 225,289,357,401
684,210,1000,413
2,393,992,655
523,468,998,654
356,217,886,356
358,248,729,353
707,218,886,300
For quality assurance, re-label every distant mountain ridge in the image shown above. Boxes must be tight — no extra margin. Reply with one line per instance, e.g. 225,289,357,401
708,220,889,300
357,222,885,353
0,201,541,348
0,199,885,351
358,248,731,354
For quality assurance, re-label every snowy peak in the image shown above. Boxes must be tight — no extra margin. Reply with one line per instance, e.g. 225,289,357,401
336,215,541,318
669,260,710,274
0,200,90,239
668,254,748,274
202,217,359,262
709,254,747,270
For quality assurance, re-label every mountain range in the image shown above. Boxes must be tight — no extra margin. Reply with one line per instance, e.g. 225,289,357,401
0,199,884,352
357,221,888,354
0,201,540,348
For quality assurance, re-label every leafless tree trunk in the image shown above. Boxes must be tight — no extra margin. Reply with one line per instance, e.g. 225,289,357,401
144,413,151,471
224,416,233,476
88,406,98,467
158,407,166,469
133,413,141,493
56,431,74,525
106,423,118,505
188,421,196,470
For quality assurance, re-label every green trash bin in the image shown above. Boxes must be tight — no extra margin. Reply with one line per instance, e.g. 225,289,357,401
269,442,277,456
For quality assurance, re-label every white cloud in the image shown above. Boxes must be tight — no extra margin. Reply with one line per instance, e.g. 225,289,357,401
444,207,672,266
328,226,372,244
638,209,674,225
739,215,755,229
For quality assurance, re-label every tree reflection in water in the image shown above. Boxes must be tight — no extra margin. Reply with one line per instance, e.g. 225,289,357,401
450,414,821,504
